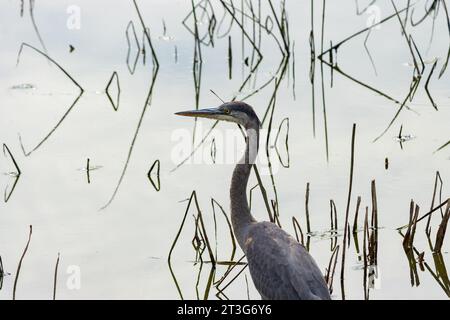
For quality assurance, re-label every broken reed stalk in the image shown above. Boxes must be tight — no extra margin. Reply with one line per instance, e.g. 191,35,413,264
398,230,450,296
125,20,140,74
214,255,246,288
228,35,233,79
193,195,216,268
416,199,450,224
264,87,282,223
363,207,369,300
403,200,415,248
194,247,204,300
347,222,351,248
105,71,121,111
248,184,258,211
352,228,362,262
397,198,450,230
267,0,290,54
253,165,274,222
17,43,83,92
168,191,197,300
330,200,338,249
16,43,84,157
309,0,316,136
211,198,218,261
329,246,340,294
353,196,362,233
216,259,249,295
425,60,438,110
86,158,91,184
133,0,159,68
192,215,204,263
434,200,450,252
100,0,160,210
53,252,60,300
435,139,450,153
409,205,420,249
403,200,419,249
147,160,161,192
3,143,21,203
371,2,426,142
271,200,282,228
13,225,33,300
426,171,443,235
319,5,410,60
330,200,338,230
320,0,330,161
371,181,378,230
29,0,48,60
202,266,215,300
439,0,450,78
211,199,236,266
171,190,235,299
292,216,305,245
431,253,450,296
219,0,262,59
216,263,249,296
292,41,296,100
0,255,4,290
340,123,356,300
405,238,420,287
325,244,340,294
305,182,311,234
370,180,378,265
245,274,250,300
329,200,334,230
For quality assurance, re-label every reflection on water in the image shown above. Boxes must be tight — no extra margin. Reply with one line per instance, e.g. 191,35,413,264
0,0,449,300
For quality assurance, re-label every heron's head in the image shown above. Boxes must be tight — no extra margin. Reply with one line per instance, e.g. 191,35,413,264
175,101,261,129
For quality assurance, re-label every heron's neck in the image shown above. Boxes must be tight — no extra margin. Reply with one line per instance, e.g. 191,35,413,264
230,124,259,249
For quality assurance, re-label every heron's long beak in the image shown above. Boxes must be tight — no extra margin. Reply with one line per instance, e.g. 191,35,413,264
175,107,224,119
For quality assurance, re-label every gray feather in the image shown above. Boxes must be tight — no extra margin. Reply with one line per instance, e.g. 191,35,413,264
243,222,331,300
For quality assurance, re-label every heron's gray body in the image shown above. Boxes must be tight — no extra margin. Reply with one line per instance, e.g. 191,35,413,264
229,130,331,300
241,221,330,300
176,101,331,300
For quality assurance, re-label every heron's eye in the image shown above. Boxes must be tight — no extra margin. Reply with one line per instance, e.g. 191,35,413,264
223,108,231,115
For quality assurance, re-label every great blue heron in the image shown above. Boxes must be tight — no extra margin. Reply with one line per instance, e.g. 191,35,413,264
176,101,331,300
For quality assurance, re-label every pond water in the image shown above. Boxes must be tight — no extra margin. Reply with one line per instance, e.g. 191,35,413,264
0,0,449,300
